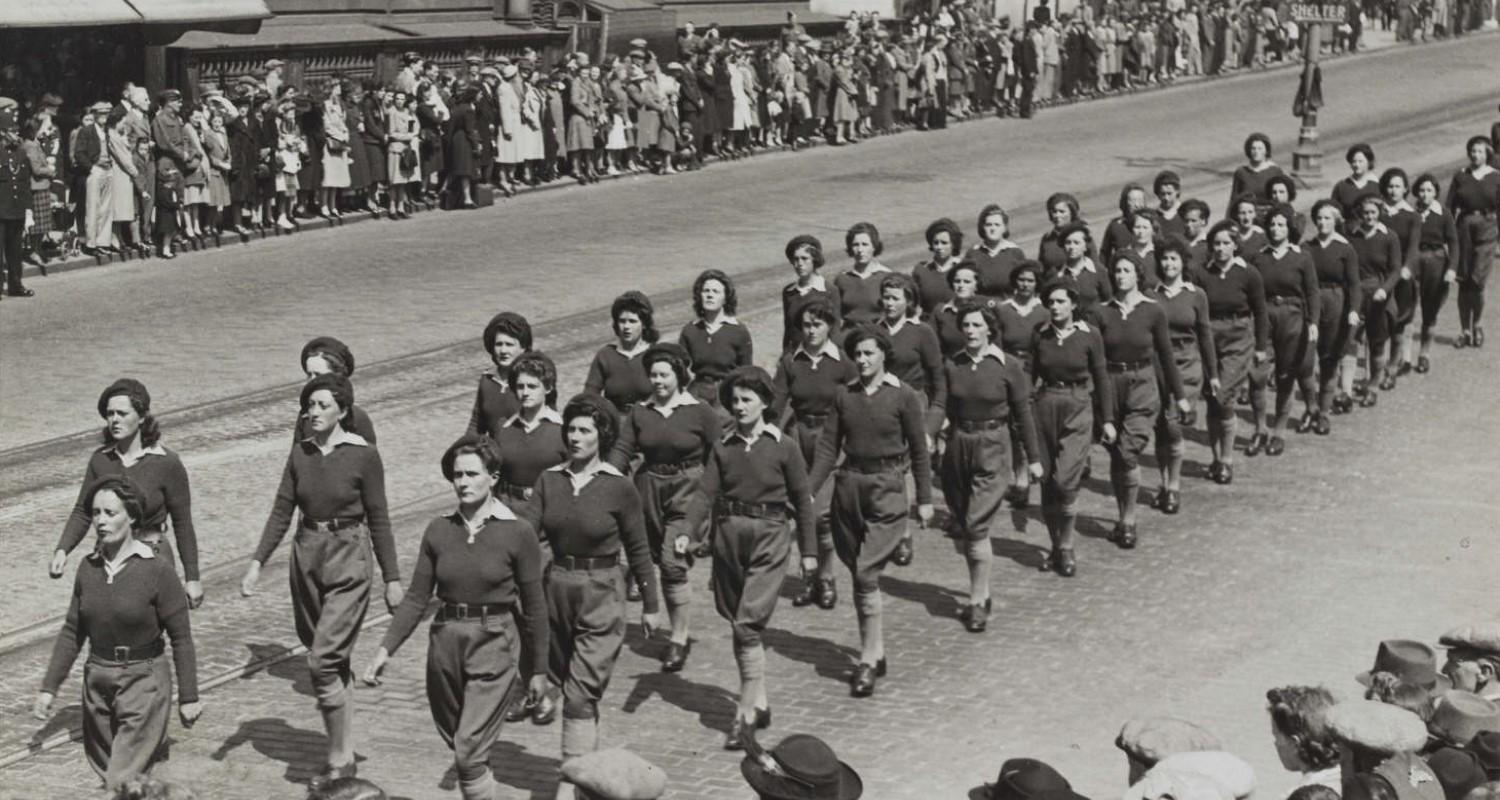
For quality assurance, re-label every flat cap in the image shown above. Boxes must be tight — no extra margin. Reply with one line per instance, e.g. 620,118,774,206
1441,623,1500,656
1326,700,1432,755
1116,718,1223,767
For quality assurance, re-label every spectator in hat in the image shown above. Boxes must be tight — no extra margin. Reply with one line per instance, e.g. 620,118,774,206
446,83,479,207
1470,733,1500,779
985,757,1082,800
225,89,257,234
1443,625,1500,702
1267,686,1346,795
319,79,351,219
395,52,422,97
74,101,116,254
0,98,35,299
743,734,862,800
18,109,57,270
384,88,418,217
105,105,141,253
1327,700,1434,786
1117,717,1224,784
358,81,388,215
272,98,306,230
179,103,210,244
264,59,285,98
1429,692,1500,749
1128,751,1256,800
495,63,523,197
680,22,702,61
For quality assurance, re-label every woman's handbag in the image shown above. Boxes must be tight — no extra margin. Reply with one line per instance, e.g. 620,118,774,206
400,147,418,172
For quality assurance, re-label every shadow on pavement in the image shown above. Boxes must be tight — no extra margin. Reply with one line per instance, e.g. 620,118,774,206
992,537,1048,571
240,642,315,698
618,670,736,737
760,625,859,685
28,703,82,750
210,716,328,784
490,740,560,800
878,574,965,623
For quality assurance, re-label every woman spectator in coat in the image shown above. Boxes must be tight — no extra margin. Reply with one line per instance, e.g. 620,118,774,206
344,82,370,210
565,60,599,185
295,94,325,221
273,99,308,232
385,90,419,218
831,52,860,145
105,107,140,252
416,81,448,202
447,84,479,209
179,105,209,243
203,105,233,234
359,81,388,215
20,113,58,261
496,65,523,198
519,69,547,184
320,81,352,219
35,475,202,791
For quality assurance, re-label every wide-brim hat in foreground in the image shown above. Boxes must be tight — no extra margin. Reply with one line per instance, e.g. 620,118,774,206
741,734,862,800
1326,700,1432,755
990,758,1090,800
1140,752,1256,800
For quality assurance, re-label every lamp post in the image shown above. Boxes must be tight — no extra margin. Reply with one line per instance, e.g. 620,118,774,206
1291,21,1323,180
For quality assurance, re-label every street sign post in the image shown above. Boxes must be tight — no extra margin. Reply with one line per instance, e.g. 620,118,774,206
1291,7,1339,180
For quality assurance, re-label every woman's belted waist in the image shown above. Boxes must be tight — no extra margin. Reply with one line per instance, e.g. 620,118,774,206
88,639,165,666
840,454,909,474
301,516,366,532
642,458,702,476
436,601,513,623
552,553,621,571
717,499,789,521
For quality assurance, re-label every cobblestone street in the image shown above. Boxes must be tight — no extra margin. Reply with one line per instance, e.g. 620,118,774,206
0,33,1496,800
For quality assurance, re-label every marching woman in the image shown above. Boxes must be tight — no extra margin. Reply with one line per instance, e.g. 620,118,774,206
50,380,203,610
930,263,992,358
494,353,568,515
1096,254,1189,547
1122,210,1164,291
680,269,754,412
1411,173,1460,371
1150,240,1217,513
1448,135,1500,348
241,374,405,788
467,312,534,440
1227,132,1286,217
1247,204,1320,457
911,218,964,316
772,299,857,612
1047,222,1113,319
585,291,658,414
607,343,720,672
834,221,894,328
940,301,1041,632
877,274,946,567
806,326,933,698
1330,144,1381,224
967,204,1027,301
1038,193,1094,275
1181,199,1214,275
297,336,377,443
1030,282,1114,578
1265,176,1309,244
1098,183,1150,270
682,366,817,749
997,263,1049,506
520,394,664,800
1348,197,1407,399
361,435,549,800
780,235,841,354
1379,168,1423,375
36,476,202,790
1230,193,1269,256
1198,221,1269,485
1304,200,1362,423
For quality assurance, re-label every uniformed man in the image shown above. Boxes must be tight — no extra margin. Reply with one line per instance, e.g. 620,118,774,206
0,97,34,298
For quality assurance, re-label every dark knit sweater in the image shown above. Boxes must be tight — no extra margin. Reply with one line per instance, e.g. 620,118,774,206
771,347,857,421
1154,283,1218,383
584,345,653,412
880,318,947,436
608,399,720,470
59,446,201,581
294,404,377,447
466,373,520,441
679,319,753,383
943,349,1041,462
807,377,934,504
685,426,817,556
1095,298,1186,401
520,468,661,614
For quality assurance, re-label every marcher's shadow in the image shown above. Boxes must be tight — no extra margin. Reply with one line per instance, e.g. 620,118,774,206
761,625,861,685
489,740,561,800
621,622,671,664
619,670,737,736
28,703,83,751
992,537,1049,571
1075,514,1115,541
240,642,315,698
210,716,331,784
1182,425,1212,448
879,574,966,622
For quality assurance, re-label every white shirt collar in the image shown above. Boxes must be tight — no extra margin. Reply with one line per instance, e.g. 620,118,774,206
1208,256,1247,274
547,459,625,494
847,261,892,277
503,405,563,433
1471,164,1496,180
98,537,156,583
642,391,700,417
793,340,842,363
1383,199,1415,215
879,315,915,335
453,496,518,542
1246,159,1277,172
614,339,651,358
1421,200,1444,217
925,256,961,274
1347,174,1376,188
1065,257,1098,275
1315,232,1349,246
698,315,740,334
1048,320,1090,341
111,443,168,468
1237,224,1265,239
1158,279,1197,297
1003,296,1041,312
853,372,901,395
1158,204,1180,220
302,426,370,455
722,420,784,448
1356,221,1390,238
788,273,828,295
954,343,1006,367
1265,241,1301,256
976,240,1023,256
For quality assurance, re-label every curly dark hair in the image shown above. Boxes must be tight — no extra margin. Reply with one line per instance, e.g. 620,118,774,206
562,393,620,456
1046,192,1082,225
440,434,503,482
1266,685,1341,771
925,217,964,253
1243,132,1273,161
844,221,884,257
955,300,1000,343
692,269,738,318
86,475,147,528
1180,198,1211,223
508,351,560,408
98,381,163,448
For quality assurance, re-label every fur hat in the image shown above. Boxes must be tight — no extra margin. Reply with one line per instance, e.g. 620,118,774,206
1116,718,1223,768
1326,700,1432,755
562,748,667,799
1441,624,1500,657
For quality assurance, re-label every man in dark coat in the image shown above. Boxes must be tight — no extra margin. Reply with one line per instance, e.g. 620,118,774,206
1018,22,1041,118
0,98,34,298
475,68,502,184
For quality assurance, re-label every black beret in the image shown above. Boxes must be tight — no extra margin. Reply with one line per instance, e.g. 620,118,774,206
300,373,354,413
784,234,823,261
98,378,151,418
300,336,356,376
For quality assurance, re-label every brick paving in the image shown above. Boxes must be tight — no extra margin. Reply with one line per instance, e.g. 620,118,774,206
0,32,1497,800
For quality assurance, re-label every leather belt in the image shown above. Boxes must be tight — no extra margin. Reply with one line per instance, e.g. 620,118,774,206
718,500,789,521
1040,378,1088,389
499,482,534,501
954,417,1006,432
1169,333,1198,345
1418,245,1448,252
90,639,165,665
1318,282,1345,290
436,602,513,623
1268,295,1304,307
138,520,169,534
1002,347,1030,359
841,454,908,474
1107,360,1152,373
553,553,620,571
795,412,828,427
301,516,365,532
643,458,701,476
1210,310,1253,321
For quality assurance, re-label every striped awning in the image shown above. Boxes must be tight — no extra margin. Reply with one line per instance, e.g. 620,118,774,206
0,0,271,29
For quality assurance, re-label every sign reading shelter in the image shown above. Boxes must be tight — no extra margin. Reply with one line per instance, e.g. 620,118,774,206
1290,2,1346,22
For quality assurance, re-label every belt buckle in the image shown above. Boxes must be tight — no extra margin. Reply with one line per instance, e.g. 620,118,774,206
313,520,333,533
113,646,131,662
453,603,470,620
